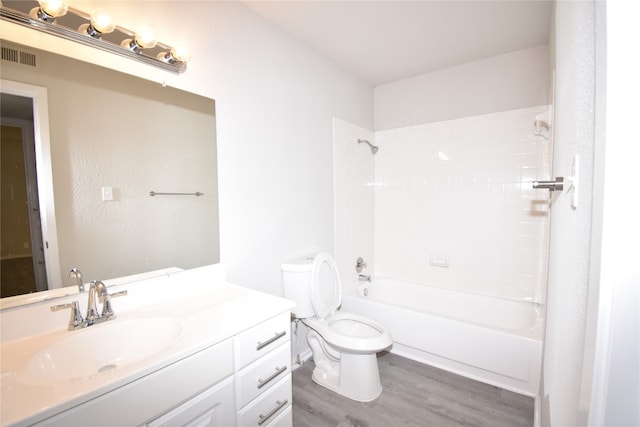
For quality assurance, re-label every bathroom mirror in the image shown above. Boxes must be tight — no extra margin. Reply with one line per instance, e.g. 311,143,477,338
0,40,219,304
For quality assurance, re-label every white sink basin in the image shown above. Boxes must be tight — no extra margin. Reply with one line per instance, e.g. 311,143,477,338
15,317,184,385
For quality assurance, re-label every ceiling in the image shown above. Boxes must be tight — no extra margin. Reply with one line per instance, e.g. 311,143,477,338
243,0,553,86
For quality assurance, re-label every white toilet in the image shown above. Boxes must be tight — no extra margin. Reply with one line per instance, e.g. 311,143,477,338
282,252,392,402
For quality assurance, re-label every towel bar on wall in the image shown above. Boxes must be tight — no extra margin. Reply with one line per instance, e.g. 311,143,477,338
149,191,204,197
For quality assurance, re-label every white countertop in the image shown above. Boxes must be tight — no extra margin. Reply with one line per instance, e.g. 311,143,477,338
0,264,294,427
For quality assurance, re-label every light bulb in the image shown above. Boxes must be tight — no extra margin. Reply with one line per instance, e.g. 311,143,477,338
39,0,67,18
157,43,190,64
30,0,67,22
121,33,157,53
79,10,116,39
90,11,115,34
170,43,190,62
134,32,157,49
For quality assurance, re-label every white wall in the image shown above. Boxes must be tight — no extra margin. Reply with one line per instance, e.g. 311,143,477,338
541,1,596,425
209,2,373,295
3,1,374,296
374,45,550,131
373,106,552,301
596,2,640,424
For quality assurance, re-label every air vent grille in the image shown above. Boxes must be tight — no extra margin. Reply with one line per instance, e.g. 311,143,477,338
1,46,37,67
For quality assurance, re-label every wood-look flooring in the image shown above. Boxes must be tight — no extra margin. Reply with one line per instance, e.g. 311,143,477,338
292,352,534,427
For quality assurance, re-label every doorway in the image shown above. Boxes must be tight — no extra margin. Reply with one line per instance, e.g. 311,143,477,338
1,97,48,296
1,80,61,295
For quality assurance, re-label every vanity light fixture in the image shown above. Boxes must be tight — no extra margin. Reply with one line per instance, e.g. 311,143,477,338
0,0,187,74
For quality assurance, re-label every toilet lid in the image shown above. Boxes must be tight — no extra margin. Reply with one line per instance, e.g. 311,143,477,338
310,252,342,320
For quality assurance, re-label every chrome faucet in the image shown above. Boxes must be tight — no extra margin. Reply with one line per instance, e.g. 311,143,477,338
87,280,127,323
51,280,127,330
87,280,108,323
69,268,84,292
358,274,372,282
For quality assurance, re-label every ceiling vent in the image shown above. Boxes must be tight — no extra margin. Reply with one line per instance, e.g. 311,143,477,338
1,45,38,68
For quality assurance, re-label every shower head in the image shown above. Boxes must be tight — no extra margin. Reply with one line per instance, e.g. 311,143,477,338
357,138,379,154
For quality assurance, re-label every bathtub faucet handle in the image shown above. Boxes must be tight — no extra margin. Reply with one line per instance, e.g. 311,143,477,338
355,257,367,273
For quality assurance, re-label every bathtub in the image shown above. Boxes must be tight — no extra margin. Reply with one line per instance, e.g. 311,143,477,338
341,277,543,396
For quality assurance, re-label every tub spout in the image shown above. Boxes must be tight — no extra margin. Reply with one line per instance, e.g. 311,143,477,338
358,274,371,282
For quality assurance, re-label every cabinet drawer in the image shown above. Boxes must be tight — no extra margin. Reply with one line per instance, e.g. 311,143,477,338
236,342,291,408
263,405,292,427
234,312,290,369
237,374,292,427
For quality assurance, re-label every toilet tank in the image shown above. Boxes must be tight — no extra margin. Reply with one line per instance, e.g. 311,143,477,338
281,256,315,319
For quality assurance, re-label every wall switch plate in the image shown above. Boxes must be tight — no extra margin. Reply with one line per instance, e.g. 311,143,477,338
429,252,450,268
101,186,114,201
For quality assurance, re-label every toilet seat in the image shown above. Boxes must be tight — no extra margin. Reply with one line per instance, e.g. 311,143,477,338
310,252,342,320
303,313,392,354
306,252,392,353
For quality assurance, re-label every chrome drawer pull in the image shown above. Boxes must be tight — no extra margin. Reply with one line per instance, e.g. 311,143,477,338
258,399,288,425
256,331,286,351
257,366,287,389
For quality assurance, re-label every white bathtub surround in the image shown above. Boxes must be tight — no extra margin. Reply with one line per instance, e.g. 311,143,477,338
342,277,543,396
374,106,553,302
333,118,376,285
333,107,550,397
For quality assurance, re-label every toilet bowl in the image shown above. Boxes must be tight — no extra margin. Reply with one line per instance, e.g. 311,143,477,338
282,252,392,402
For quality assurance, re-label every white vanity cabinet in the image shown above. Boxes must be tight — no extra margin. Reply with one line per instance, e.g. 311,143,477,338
234,312,293,427
1,266,296,427
28,313,293,427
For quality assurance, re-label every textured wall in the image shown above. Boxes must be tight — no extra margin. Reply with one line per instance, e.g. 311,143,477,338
1,48,218,286
541,1,596,425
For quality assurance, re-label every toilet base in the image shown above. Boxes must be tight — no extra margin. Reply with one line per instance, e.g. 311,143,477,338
312,352,382,402
307,330,383,402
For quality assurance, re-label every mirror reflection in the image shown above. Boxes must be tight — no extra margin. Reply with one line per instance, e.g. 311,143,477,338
0,40,219,301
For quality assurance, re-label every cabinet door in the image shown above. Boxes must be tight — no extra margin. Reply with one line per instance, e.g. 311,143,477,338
147,376,235,427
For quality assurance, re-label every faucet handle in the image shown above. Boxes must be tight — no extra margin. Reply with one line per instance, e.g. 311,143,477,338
355,257,367,273
100,290,128,319
51,301,84,330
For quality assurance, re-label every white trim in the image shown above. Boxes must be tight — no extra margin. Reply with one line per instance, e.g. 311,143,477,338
1,79,62,289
